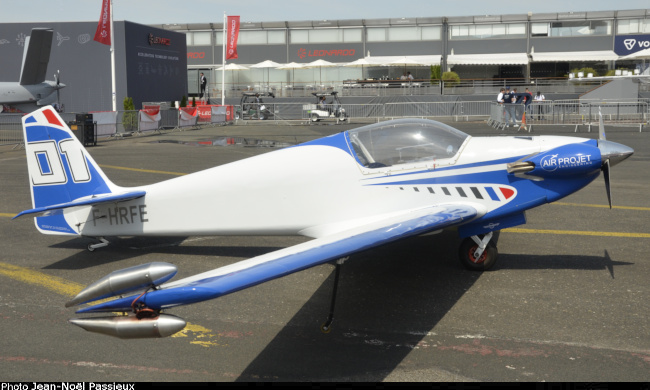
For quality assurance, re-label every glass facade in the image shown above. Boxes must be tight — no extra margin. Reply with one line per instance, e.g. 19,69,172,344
617,18,650,34
449,23,526,40
531,20,612,37
366,26,441,42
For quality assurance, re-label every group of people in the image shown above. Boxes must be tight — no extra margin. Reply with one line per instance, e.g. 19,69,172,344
497,86,546,127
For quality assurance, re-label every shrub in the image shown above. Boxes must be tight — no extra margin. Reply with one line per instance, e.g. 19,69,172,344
430,65,442,83
122,97,136,132
442,71,460,86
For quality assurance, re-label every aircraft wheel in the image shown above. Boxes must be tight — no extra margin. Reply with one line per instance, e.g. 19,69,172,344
311,113,319,122
458,237,498,271
87,244,95,252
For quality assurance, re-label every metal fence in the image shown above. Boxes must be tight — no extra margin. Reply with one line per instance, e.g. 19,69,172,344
488,101,649,131
0,109,229,146
217,78,609,98
3,99,648,146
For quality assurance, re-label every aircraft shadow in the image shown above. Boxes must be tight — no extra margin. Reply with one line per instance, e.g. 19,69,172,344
235,230,473,381
235,233,631,381
44,236,288,270
497,249,631,279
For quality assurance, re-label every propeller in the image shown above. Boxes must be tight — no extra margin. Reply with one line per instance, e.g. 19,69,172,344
597,108,634,209
53,70,64,112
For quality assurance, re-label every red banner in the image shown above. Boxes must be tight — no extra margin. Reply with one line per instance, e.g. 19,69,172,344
225,16,240,60
94,0,111,46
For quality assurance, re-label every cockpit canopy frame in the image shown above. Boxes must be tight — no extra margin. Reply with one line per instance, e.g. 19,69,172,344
345,118,470,173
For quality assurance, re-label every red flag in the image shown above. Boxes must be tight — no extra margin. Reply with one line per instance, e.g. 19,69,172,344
225,16,240,60
94,0,111,46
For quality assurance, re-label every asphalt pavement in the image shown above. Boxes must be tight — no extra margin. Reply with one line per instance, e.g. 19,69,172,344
0,118,648,382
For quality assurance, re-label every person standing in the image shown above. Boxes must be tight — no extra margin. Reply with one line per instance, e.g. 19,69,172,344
502,86,516,127
200,73,207,100
534,91,545,120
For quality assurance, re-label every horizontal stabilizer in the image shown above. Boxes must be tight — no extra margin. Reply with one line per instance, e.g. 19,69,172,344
13,190,146,219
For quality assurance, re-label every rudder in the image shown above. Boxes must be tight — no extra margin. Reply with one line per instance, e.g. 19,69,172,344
21,106,119,234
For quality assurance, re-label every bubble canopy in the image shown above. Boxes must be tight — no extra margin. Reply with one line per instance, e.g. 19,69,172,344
346,119,470,168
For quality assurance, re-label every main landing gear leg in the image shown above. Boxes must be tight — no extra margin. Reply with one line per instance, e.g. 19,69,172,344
458,232,498,271
321,256,348,334
88,237,109,252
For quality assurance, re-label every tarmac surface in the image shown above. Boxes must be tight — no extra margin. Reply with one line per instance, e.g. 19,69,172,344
0,118,649,382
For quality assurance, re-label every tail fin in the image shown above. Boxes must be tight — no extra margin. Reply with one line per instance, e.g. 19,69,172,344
19,28,53,86
20,106,120,234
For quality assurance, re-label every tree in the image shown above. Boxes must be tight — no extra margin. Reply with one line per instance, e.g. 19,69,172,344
122,97,136,132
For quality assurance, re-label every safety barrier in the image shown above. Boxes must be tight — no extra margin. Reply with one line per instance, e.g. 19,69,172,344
488,101,649,131
218,79,610,99
0,114,23,146
2,100,647,147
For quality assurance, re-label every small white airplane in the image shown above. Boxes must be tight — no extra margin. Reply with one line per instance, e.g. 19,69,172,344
0,28,65,113
15,106,633,339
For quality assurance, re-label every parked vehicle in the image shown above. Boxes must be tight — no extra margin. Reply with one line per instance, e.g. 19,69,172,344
235,92,275,120
308,92,346,123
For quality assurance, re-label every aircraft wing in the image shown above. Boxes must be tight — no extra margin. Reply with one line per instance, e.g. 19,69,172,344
13,190,146,219
75,204,479,313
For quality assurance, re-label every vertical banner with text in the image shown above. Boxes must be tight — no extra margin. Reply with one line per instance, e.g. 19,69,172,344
94,0,111,45
226,15,240,60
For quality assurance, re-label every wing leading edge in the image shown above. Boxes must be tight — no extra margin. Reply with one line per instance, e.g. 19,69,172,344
76,204,480,313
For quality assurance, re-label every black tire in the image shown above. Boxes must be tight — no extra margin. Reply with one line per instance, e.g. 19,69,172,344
311,113,319,122
458,236,498,271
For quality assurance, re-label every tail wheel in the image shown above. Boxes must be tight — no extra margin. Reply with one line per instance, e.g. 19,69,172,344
459,237,498,271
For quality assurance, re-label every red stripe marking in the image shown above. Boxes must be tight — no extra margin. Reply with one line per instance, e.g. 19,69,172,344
43,109,62,127
499,187,515,200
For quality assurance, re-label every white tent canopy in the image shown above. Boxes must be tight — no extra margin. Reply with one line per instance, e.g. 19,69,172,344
619,49,650,60
216,63,249,71
447,53,529,65
531,51,619,62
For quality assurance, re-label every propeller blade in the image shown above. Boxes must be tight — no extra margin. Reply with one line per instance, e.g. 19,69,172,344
603,159,612,209
598,108,606,141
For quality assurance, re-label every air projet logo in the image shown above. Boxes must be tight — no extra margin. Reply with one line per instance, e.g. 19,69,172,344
541,153,593,172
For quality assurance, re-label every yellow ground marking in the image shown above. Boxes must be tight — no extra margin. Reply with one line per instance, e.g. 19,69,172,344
0,213,15,218
553,202,650,212
504,228,650,238
99,164,187,176
0,262,84,297
0,262,219,347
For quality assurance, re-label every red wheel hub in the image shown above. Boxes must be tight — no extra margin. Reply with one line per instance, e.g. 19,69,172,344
468,245,487,264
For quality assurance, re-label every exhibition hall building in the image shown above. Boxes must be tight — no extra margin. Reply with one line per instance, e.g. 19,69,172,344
1,8,650,111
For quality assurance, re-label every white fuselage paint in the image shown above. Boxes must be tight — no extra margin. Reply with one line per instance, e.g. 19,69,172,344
66,135,590,238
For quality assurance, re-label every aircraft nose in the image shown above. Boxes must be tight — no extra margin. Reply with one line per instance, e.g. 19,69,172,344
598,140,634,167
